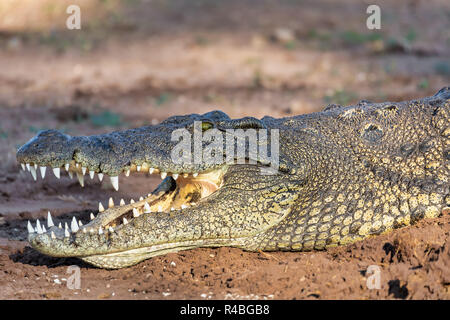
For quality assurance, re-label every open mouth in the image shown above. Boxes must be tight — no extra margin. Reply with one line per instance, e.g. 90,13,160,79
21,160,227,238
16,119,283,268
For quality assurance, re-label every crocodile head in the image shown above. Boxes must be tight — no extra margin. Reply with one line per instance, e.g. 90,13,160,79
16,89,450,269
17,110,302,268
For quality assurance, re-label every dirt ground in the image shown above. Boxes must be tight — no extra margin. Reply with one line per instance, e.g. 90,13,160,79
0,0,449,300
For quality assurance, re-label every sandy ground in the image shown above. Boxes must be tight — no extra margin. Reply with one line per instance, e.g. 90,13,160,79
0,0,449,299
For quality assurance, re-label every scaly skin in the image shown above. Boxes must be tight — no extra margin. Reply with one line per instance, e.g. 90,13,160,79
16,88,450,269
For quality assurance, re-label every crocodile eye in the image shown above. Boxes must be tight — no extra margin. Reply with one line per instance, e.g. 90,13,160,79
201,121,213,131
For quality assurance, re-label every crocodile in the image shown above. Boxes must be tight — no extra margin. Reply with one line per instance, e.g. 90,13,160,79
16,88,450,269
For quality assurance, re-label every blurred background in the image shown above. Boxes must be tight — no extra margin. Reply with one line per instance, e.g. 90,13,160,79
0,0,449,299
0,0,449,201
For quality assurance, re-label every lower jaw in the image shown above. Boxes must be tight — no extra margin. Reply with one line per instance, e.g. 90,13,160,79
80,237,247,269
52,167,228,238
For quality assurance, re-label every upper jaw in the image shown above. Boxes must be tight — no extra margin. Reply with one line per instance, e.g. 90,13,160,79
16,128,223,191
15,121,229,173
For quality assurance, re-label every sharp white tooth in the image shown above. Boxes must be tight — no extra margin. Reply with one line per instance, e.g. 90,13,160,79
36,219,43,234
64,224,70,237
21,163,26,171
193,172,198,177
98,173,103,182
65,222,69,232
183,173,188,178
133,208,140,217
26,163,30,171
125,169,130,177
47,211,54,227
139,196,143,201
99,202,105,212
161,172,167,179
51,231,56,239
89,170,95,179
78,220,83,227
68,171,73,179
30,166,37,181
42,225,46,233
130,199,135,204
65,163,70,171
120,199,125,206
108,197,114,208
181,204,188,209
137,165,141,172
149,168,154,174
71,217,79,232
27,221,34,233
90,212,95,220
144,202,151,213
157,205,162,212
98,227,103,235
110,176,119,191
39,166,46,179
52,167,60,179
58,222,62,229
34,164,37,170
76,172,84,187
82,167,86,175
123,218,128,224
172,173,178,180
108,226,114,233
